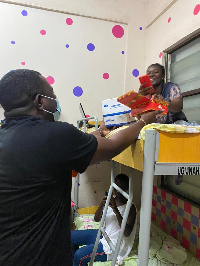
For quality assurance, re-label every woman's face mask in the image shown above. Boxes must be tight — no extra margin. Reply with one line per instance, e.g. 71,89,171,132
41,95,61,121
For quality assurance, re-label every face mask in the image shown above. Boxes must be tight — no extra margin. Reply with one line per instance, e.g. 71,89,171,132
41,95,61,121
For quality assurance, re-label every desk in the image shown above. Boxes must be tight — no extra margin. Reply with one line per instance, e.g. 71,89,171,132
113,129,200,266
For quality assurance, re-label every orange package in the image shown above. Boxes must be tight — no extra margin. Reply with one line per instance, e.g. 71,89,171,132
117,90,169,116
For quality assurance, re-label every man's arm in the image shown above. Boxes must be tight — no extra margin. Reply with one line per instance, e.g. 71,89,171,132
90,110,162,165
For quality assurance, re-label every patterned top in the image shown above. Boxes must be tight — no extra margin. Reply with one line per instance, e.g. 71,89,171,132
156,82,187,124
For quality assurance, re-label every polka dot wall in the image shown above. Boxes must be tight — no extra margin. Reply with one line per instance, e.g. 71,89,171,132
0,1,199,125
0,2,129,124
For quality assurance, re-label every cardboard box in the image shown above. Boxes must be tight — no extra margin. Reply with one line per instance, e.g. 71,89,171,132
117,90,168,116
102,98,135,127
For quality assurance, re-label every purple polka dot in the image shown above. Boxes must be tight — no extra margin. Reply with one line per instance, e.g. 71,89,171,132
11,41,15,44
121,51,125,54
21,10,28,16
87,43,95,51
73,86,83,97
139,27,142,30
65,44,69,48
132,69,139,77
78,183,80,186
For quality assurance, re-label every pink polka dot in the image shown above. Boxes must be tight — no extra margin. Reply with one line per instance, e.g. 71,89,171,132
40,29,46,35
159,52,162,58
66,18,73,25
21,62,25,65
193,4,200,15
46,76,55,85
112,25,124,38
85,115,90,118
168,17,171,23
103,73,109,79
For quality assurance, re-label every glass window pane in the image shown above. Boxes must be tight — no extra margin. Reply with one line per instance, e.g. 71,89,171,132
170,38,200,92
171,37,200,63
171,50,200,74
179,76,200,93
183,94,200,123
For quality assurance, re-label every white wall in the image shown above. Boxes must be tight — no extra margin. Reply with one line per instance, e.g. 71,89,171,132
145,0,200,69
1,0,147,96
145,0,177,26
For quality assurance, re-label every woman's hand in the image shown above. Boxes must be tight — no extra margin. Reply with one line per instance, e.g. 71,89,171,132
109,197,118,212
138,83,154,96
100,196,107,207
153,94,165,101
140,109,164,124
94,196,107,222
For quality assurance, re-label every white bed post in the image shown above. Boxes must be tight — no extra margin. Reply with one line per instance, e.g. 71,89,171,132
138,129,157,266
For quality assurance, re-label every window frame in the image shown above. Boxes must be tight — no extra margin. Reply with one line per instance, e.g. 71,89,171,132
163,28,200,98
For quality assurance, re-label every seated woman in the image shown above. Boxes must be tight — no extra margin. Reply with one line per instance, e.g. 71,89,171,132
139,63,187,124
71,174,137,265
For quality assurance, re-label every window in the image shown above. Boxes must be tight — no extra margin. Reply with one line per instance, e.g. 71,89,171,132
164,29,200,123
161,30,200,205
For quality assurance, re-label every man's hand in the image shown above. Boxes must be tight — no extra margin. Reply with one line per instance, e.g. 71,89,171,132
99,121,119,137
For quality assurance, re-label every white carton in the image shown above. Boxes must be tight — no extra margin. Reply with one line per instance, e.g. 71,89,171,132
102,98,135,127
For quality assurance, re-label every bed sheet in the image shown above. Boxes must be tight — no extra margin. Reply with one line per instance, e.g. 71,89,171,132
73,214,200,266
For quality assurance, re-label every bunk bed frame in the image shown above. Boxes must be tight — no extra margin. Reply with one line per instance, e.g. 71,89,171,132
73,122,200,265
110,129,200,266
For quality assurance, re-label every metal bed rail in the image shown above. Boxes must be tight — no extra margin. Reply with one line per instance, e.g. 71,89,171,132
90,161,135,266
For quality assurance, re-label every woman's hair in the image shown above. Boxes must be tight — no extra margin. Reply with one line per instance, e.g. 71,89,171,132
0,69,43,112
148,63,165,76
115,173,129,191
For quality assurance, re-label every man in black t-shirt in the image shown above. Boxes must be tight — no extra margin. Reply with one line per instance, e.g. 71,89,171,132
0,69,161,266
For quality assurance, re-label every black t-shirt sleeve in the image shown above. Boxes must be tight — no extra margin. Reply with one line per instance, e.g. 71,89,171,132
46,122,98,173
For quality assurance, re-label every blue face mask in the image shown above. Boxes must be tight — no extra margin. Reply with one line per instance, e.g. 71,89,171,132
41,95,61,121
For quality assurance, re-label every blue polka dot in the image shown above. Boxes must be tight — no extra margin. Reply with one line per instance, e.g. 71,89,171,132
11,41,15,44
139,27,142,30
87,43,95,51
73,86,83,97
65,44,69,48
132,69,139,77
21,10,28,16
121,51,125,54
